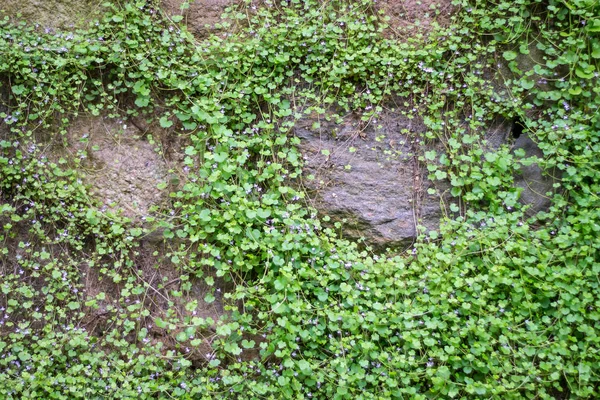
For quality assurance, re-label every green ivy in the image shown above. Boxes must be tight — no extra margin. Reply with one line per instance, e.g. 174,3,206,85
1,0,599,398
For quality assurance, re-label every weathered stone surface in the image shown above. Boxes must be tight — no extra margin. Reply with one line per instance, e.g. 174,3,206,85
484,116,512,151
377,0,455,37
162,0,455,41
63,117,170,218
512,133,557,215
296,110,557,249
484,116,558,215
2,0,556,249
0,0,105,29
1,0,233,37
296,110,447,250
162,0,233,39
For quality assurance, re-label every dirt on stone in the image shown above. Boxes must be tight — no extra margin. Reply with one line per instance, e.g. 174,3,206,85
63,116,170,219
296,105,450,250
75,239,233,363
160,0,455,40
377,0,456,38
0,0,106,29
162,0,234,39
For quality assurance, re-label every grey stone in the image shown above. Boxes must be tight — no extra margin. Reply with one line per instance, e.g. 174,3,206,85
512,133,558,215
486,116,559,214
296,111,556,249
296,110,447,250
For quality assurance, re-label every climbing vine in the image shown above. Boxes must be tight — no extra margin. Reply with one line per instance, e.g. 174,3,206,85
1,0,599,398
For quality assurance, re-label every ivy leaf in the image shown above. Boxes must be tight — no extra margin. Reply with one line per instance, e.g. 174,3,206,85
216,324,232,336
316,289,328,302
11,85,26,95
183,121,197,130
575,65,596,79
274,277,287,291
592,42,600,59
154,318,168,329
520,79,535,90
298,360,312,374
199,209,212,222
224,342,242,355
159,116,173,128
586,18,600,33
340,282,352,292
185,146,197,156
434,170,447,180
135,96,150,107
213,152,228,163
204,293,215,303
502,51,517,61
111,224,125,235
257,209,271,219
425,150,437,161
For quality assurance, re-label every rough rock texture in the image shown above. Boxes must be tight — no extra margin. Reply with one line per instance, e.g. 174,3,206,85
162,0,234,38
296,110,449,250
1,0,233,37
512,134,557,215
494,41,557,97
64,117,170,218
484,116,558,215
484,117,513,151
3,0,555,249
0,0,105,29
297,110,556,249
0,0,454,40
377,0,455,37
162,0,455,40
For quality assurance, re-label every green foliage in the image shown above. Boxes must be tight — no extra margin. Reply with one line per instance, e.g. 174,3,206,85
1,0,599,398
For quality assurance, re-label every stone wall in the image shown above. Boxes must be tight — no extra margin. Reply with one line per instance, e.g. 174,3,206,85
0,0,105,29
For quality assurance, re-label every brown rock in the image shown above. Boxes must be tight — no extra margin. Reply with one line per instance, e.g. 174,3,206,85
0,0,105,29
162,0,233,39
